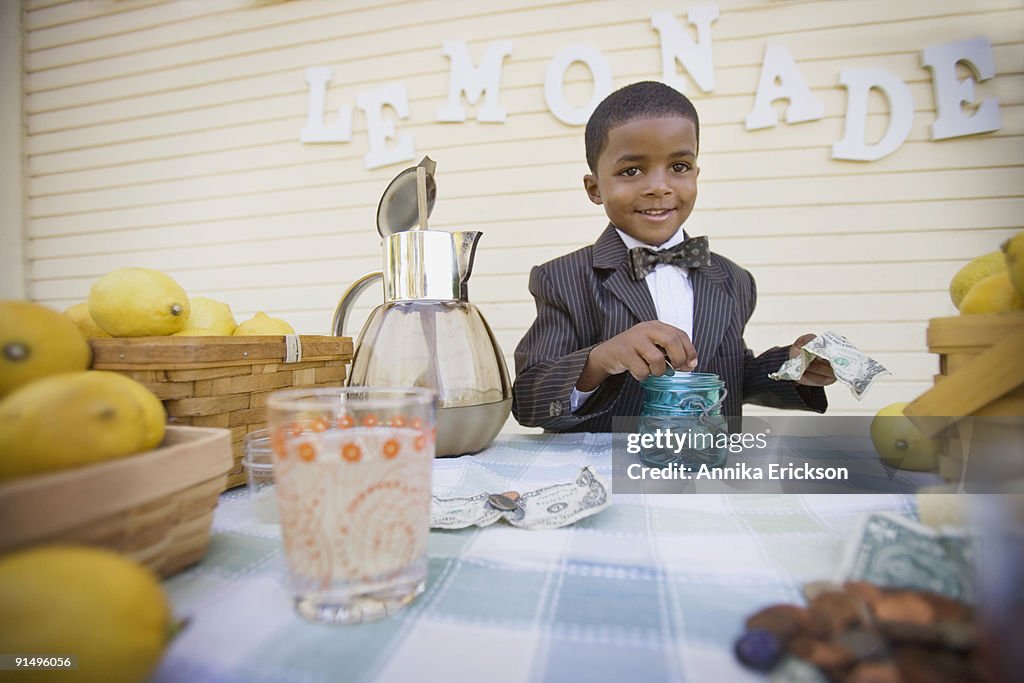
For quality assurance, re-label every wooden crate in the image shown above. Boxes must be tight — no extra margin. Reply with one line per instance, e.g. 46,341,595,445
0,426,232,578
905,312,1024,484
90,335,353,488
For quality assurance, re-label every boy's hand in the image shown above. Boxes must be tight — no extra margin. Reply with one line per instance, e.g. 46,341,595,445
577,321,698,392
789,333,837,386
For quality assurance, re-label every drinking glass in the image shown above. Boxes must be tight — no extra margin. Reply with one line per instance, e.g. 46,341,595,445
267,387,436,624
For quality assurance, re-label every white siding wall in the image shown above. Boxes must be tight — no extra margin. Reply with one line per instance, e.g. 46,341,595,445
13,0,1024,430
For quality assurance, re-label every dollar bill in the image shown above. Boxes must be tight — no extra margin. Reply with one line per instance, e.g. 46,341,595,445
769,330,889,399
834,512,974,601
430,466,610,530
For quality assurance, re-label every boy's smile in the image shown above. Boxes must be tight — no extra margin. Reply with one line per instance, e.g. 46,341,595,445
583,116,699,247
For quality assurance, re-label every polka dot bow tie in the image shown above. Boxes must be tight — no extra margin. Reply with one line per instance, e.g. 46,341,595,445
628,235,711,281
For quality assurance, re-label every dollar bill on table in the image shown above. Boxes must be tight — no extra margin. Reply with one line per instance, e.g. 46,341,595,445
430,466,610,531
835,511,974,601
769,330,889,399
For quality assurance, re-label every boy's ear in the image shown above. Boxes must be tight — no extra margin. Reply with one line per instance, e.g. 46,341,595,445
583,174,603,205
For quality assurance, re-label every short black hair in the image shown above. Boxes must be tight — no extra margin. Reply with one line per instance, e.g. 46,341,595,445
584,81,700,173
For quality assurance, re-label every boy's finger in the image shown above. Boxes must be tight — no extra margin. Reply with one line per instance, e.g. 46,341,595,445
639,345,671,377
658,334,698,369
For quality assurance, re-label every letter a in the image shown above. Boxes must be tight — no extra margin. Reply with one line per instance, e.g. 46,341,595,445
745,41,824,130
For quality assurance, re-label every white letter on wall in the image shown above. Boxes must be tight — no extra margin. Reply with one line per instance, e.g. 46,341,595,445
544,45,613,126
745,41,824,130
436,40,514,123
650,5,719,94
358,83,415,169
832,69,913,162
300,67,353,143
921,37,1000,140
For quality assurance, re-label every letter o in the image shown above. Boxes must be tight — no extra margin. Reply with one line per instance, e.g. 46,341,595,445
544,45,613,126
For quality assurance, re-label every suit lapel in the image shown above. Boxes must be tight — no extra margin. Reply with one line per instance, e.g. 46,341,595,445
691,257,732,361
593,224,657,325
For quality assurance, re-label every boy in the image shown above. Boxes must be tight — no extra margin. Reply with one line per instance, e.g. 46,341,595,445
513,81,835,432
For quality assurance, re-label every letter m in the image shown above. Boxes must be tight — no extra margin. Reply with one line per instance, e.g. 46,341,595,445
436,40,514,123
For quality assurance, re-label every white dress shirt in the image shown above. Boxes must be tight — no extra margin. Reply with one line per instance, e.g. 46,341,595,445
570,227,695,412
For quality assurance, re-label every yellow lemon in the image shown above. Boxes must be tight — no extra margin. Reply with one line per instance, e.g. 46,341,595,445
233,311,295,336
185,296,237,335
0,371,148,480
958,272,1024,315
1002,231,1024,298
172,327,220,336
870,402,940,472
948,251,1006,309
0,545,174,683
63,301,111,339
88,268,190,337
0,300,91,398
88,371,166,451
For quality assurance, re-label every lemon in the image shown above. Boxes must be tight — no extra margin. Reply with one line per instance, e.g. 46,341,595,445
948,251,1006,309
0,371,148,480
185,296,237,335
0,300,91,398
64,302,112,339
958,272,1024,314
172,327,220,336
0,545,173,683
91,371,166,451
233,311,295,336
1002,231,1024,298
870,402,940,471
88,268,190,337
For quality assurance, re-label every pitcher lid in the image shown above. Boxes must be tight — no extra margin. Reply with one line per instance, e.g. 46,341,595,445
376,156,437,237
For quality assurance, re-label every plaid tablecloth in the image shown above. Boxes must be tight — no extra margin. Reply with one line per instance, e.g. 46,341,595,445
152,433,917,683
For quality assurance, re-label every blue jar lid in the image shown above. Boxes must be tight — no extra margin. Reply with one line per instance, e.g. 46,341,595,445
640,372,723,390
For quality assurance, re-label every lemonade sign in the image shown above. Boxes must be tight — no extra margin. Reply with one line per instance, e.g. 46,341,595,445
300,4,1002,169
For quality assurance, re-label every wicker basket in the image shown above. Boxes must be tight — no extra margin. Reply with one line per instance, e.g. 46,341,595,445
0,426,231,578
905,312,1024,483
90,335,353,489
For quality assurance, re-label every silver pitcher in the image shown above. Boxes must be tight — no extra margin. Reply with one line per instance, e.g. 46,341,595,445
332,157,512,456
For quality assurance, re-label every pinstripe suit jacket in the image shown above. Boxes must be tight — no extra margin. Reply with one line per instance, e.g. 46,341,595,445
512,224,827,432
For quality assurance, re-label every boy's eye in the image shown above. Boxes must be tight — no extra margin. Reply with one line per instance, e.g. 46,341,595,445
620,167,641,177
672,162,691,172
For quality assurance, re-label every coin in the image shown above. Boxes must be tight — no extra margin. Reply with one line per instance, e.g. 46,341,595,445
788,635,857,672
746,604,811,643
734,629,783,671
487,491,521,511
872,591,935,626
843,581,884,608
809,591,863,636
804,581,844,602
835,628,889,661
843,660,902,683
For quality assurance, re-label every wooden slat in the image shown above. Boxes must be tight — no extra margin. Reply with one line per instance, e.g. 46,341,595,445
905,328,1024,431
89,335,352,367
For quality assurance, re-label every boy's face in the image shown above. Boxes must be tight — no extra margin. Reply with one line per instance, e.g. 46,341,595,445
584,116,699,247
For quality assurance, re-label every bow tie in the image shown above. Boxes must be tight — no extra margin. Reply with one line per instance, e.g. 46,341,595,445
628,235,711,280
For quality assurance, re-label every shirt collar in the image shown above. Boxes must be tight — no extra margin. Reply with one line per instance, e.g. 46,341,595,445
614,226,687,251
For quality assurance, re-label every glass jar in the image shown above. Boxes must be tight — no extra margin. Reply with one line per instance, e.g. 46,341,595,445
636,372,729,469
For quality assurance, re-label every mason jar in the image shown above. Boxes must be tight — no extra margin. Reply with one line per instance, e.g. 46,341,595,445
636,372,729,469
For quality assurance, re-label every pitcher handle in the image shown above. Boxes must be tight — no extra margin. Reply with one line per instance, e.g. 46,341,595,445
331,271,383,336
